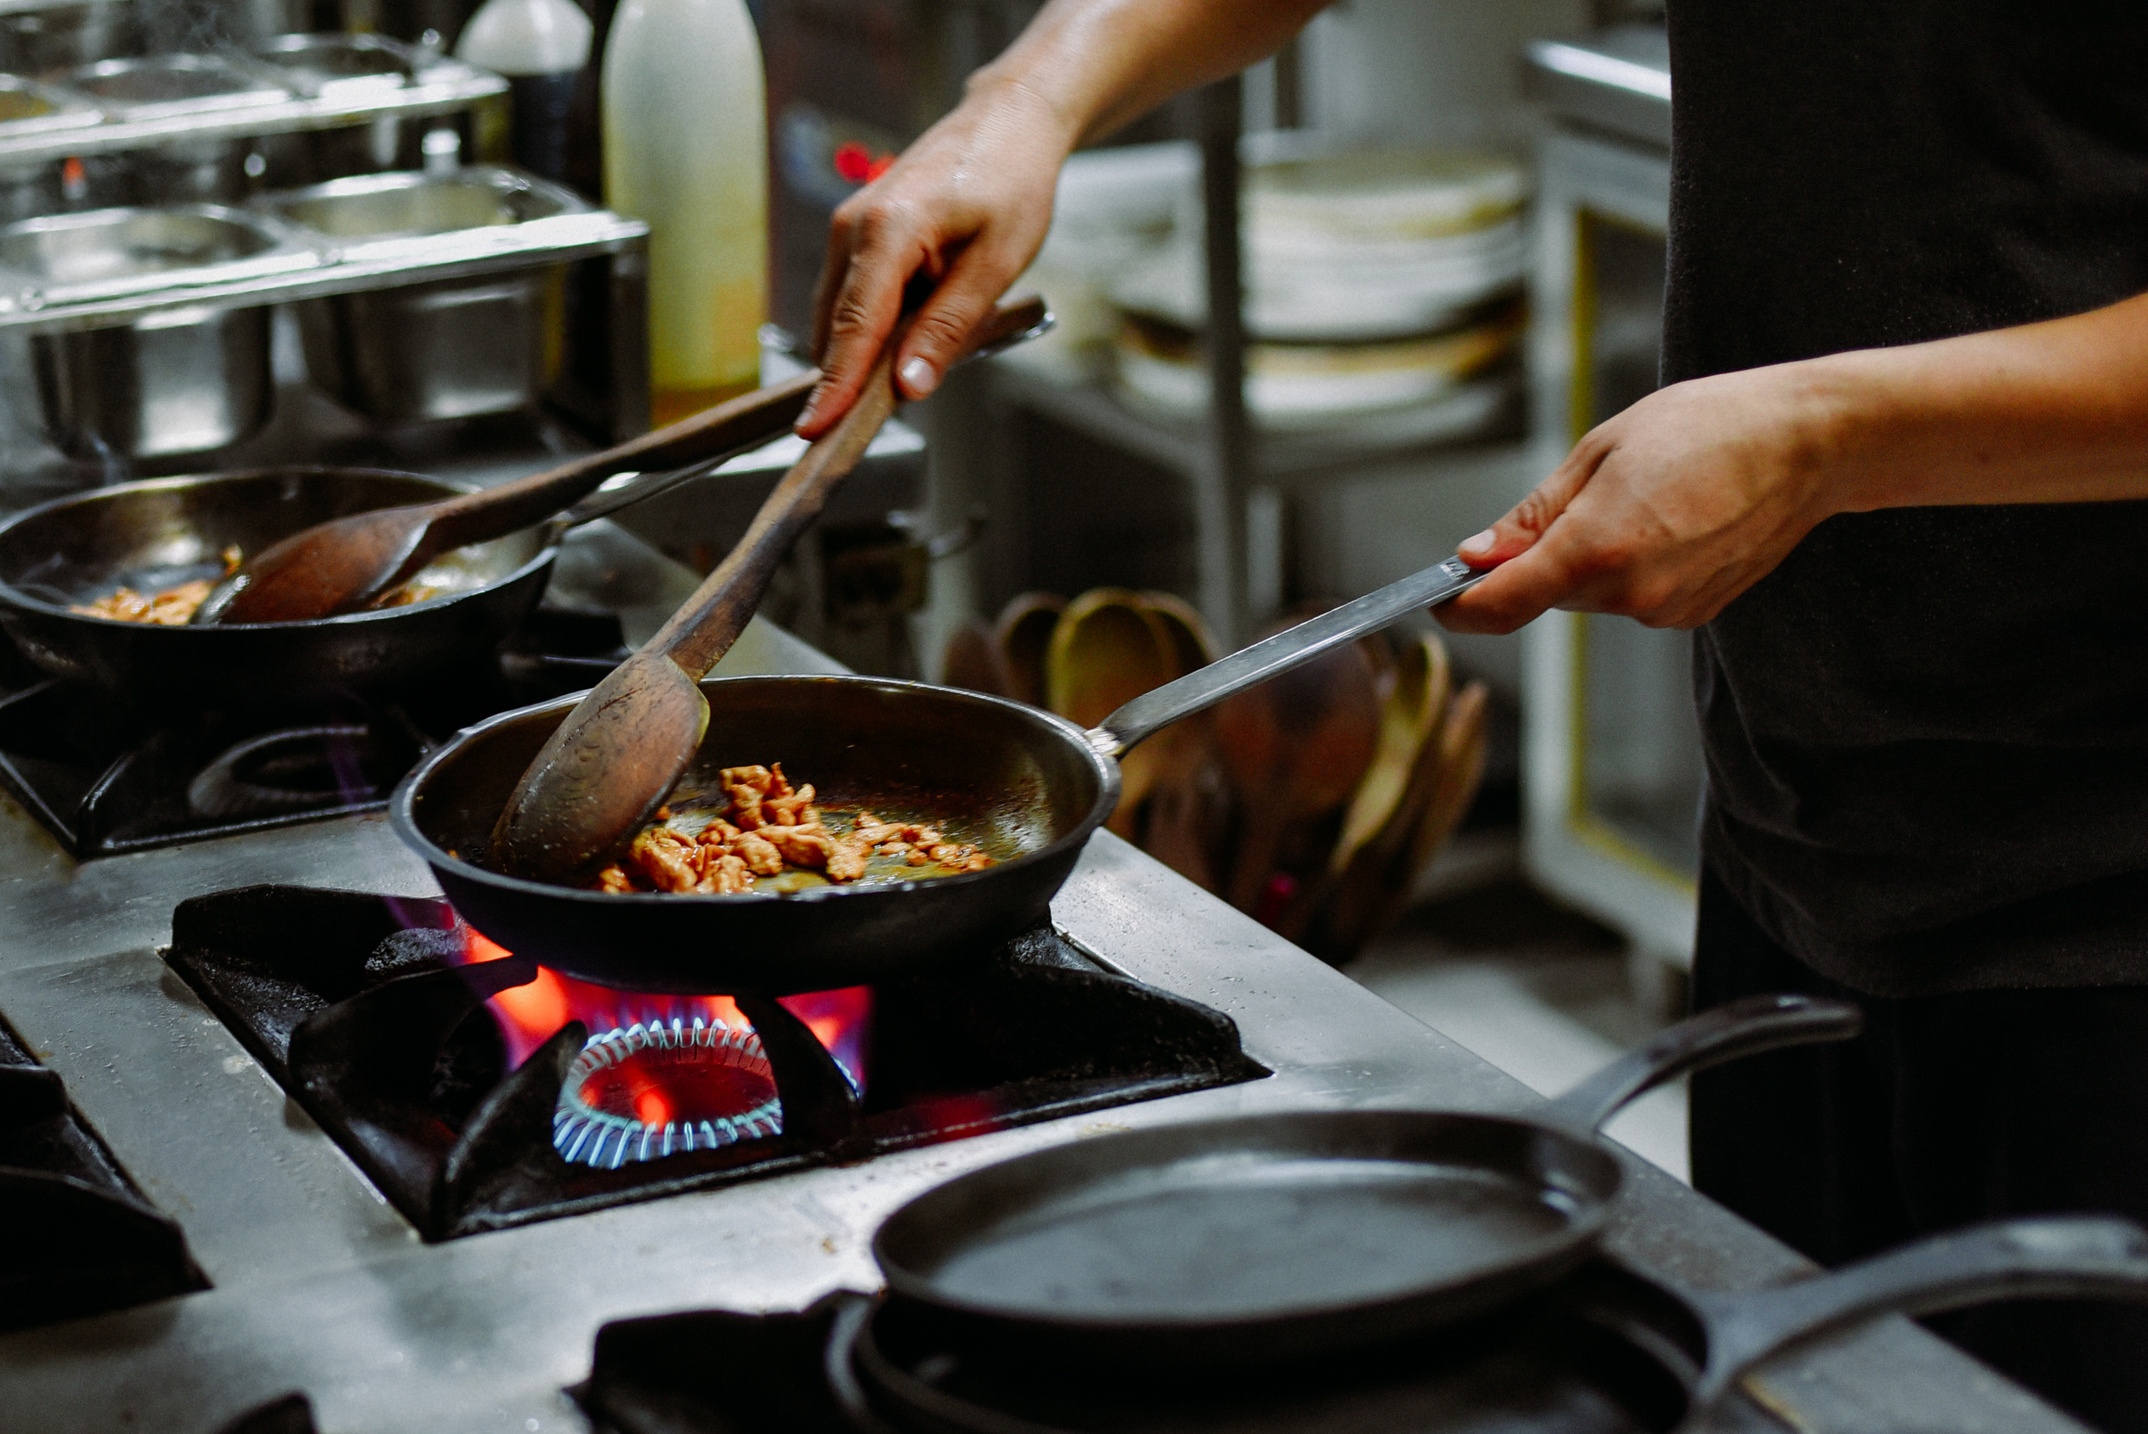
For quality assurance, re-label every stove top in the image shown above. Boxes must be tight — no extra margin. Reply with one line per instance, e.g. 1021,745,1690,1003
0,527,2093,1434
164,884,1264,1241
0,607,629,858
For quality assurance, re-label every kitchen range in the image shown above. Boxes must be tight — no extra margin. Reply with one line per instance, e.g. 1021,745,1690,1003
0,509,2103,1430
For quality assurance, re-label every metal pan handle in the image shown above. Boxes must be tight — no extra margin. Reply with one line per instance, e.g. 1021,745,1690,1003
1683,1215,2148,1421
1090,557,1486,757
1539,994,1863,1135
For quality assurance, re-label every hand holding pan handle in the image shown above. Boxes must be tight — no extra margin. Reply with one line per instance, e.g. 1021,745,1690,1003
1681,1214,2148,1424
1538,993,1865,1136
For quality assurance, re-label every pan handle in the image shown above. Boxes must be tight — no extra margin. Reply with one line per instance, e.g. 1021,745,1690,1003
1682,1215,2148,1421
1539,994,1863,1135
1087,557,1487,757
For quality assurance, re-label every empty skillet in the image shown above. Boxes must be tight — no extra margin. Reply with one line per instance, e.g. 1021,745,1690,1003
866,995,1861,1369
836,1215,2148,1434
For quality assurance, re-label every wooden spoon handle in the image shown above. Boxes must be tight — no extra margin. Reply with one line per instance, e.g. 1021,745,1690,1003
655,346,902,677
425,372,820,550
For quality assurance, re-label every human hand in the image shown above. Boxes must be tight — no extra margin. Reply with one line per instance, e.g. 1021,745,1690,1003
797,78,1076,438
1438,363,1854,633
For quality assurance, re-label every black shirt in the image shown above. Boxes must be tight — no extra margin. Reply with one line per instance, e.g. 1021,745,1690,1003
1667,2,2148,995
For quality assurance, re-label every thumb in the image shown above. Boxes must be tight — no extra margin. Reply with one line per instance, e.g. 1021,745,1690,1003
1456,443,1604,567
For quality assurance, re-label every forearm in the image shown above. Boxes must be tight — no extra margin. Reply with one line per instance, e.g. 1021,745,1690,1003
970,0,1330,149
1811,289,2148,513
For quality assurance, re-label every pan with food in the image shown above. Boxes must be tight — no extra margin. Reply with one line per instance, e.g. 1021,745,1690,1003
0,458,765,705
391,555,1491,994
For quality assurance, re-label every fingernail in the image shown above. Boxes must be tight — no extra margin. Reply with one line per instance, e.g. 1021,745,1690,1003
1459,528,1496,557
899,356,938,398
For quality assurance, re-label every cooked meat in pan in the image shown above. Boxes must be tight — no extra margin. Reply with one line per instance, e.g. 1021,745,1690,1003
593,762,995,895
70,544,445,625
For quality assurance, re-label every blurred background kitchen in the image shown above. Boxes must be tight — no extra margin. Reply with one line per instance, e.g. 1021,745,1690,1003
0,0,1690,1171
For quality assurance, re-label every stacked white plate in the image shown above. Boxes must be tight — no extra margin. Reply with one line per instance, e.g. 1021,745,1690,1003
1109,146,1528,430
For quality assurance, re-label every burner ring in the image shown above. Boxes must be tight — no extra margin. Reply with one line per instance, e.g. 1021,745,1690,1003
552,1018,784,1169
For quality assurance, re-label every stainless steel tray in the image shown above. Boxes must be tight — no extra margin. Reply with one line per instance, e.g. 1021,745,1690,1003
0,165,644,332
0,34,504,167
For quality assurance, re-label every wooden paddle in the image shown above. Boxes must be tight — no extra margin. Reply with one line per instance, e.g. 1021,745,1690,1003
191,373,820,626
488,294,1050,884
195,293,1051,627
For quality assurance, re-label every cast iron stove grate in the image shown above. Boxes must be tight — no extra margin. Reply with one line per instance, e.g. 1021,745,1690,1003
0,1013,208,1332
0,606,629,858
163,885,1269,1242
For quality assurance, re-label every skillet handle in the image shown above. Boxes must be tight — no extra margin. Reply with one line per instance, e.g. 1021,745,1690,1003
1539,994,1863,1135
1091,557,1484,757
824,1293,905,1434
1684,1215,2148,1419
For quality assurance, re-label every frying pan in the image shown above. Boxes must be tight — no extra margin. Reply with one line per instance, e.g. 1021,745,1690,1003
0,457,757,705
860,994,1860,1369
391,557,1490,994
833,1215,2148,1434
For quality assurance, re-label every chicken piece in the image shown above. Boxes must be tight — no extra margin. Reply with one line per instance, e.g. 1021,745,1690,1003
825,836,872,883
767,782,817,826
913,826,944,847
906,849,930,866
760,823,835,869
927,843,976,864
767,763,795,800
595,864,640,893
628,827,703,893
145,580,213,624
696,818,742,847
961,853,995,871
704,853,754,894
734,830,784,876
721,765,775,795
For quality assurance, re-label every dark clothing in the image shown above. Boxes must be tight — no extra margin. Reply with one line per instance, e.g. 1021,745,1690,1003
1691,864,2148,1432
1666,2,2148,994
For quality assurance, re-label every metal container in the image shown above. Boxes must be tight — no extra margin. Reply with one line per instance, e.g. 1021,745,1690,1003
65,55,288,207
264,167,574,424
248,32,441,186
0,0,140,75
0,73,95,222
0,205,299,462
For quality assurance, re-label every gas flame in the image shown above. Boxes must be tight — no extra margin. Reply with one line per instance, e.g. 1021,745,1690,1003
458,928,871,1086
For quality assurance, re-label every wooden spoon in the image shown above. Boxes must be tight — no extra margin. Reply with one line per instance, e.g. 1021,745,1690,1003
487,298,1049,884
196,294,1051,627
191,373,816,626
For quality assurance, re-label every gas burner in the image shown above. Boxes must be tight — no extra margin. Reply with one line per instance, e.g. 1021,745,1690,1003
554,1019,786,1168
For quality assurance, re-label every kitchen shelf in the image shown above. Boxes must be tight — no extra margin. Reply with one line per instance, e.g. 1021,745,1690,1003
988,360,1523,490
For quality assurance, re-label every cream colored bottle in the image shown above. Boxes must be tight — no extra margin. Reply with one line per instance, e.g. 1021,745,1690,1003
602,0,767,425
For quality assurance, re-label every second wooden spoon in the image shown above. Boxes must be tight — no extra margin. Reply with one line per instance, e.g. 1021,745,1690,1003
487,297,1047,884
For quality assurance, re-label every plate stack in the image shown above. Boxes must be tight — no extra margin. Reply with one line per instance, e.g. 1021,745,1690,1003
1111,146,1526,438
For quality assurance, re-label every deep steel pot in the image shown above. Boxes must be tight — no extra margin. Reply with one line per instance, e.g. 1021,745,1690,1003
263,168,577,424
0,205,303,461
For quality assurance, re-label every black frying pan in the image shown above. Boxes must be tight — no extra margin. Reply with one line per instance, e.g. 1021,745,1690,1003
835,1216,2148,1434
863,995,1859,1369
392,560,1490,995
0,459,748,705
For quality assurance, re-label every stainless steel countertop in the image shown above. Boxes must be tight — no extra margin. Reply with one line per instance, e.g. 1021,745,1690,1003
0,528,2088,1432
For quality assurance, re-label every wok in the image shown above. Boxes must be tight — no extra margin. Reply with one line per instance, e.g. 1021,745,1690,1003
0,458,757,705
832,1216,2148,1434
391,557,1489,994
865,995,1861,1368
